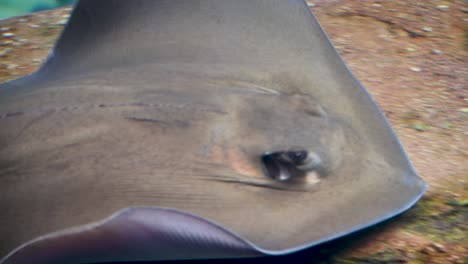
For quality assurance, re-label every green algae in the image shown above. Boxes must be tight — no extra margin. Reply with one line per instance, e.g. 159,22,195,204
333,249,409,264
447,199,468,207
402,194,467,244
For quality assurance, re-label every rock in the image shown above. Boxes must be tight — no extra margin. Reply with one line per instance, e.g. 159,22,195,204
410,67,422,72
2,32,15,38
422,26,432,32
0,48,12,57
421,243,447,254
0,40,13,46
6,64,18,70
459,108,468,113
440,121,453,129
56,19,68,25
411,123,430,131
430,243,446,253
420,244,436,254
56,14,70,25
436,5,449,11
431,49,443,54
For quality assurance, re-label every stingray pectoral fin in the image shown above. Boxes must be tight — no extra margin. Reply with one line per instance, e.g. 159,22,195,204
1,207,261,264
0,0,428,262
1,174,426,264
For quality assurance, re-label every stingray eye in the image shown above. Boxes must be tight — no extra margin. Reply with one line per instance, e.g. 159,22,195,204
261,153,291,181
295,151,322,171
262,150,322,182
286,150,308,165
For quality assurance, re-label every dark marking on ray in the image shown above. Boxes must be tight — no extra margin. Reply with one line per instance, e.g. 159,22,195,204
0,160,21,179
4,112,24,118
304,107,327,117
125,116,190,128
125,117,172,125
0,101,225,121
205,179,308,193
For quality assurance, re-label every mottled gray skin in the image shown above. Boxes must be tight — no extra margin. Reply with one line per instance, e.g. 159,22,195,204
0,0,427,263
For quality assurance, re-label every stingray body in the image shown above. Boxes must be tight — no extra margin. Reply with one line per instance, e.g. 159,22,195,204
0,1,427,263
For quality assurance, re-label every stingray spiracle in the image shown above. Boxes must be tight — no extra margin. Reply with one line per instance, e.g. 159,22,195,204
261,149,321,182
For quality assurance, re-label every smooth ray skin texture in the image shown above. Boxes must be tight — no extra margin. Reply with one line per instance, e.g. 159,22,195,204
0,0,427,263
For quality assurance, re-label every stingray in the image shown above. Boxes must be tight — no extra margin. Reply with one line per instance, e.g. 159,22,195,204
0,0,427,263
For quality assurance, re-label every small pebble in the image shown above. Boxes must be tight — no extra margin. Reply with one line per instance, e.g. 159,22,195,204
32,58,43,63
436,5,449,11
366,78,380,83
56,19,68,25
29,24,39,28
421,245,436,254
422,27,432,32
431,49,443,54
6,64,18,70
0,40,13,46
371,3,381,8
0,27,10,32
430,243,446,253
406,46,417,52
448,256,461,262
307,2,316,7
410,67,422,72
0,48,12,57
2,32,15,38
